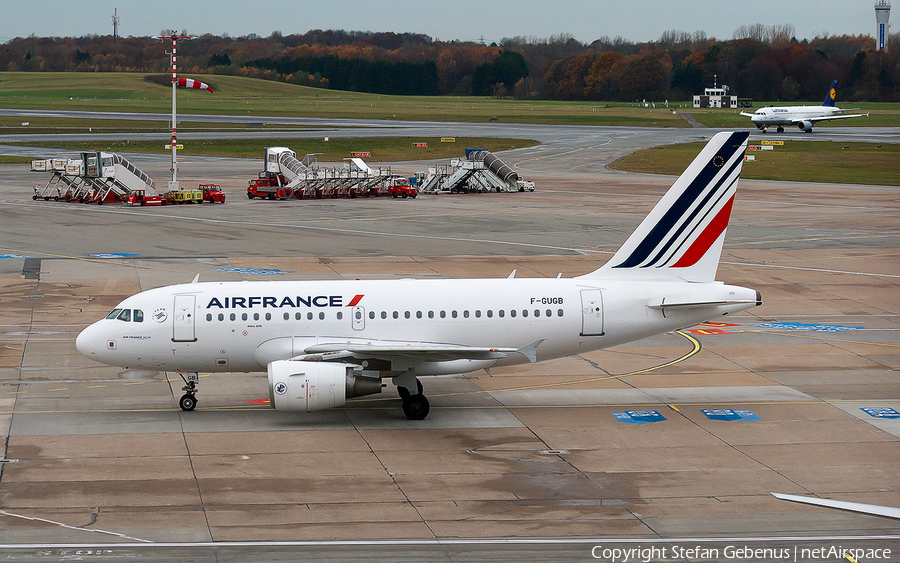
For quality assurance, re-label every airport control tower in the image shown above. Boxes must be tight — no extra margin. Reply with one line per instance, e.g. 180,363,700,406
876,0,891,51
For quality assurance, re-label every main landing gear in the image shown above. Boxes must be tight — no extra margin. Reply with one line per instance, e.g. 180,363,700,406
396,377,429,420
178,372,199,411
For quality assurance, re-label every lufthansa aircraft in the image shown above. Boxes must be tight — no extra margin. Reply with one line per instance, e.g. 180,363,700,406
76,131,761,420
740,80,866,133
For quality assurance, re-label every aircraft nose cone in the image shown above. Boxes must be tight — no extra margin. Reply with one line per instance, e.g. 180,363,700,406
76,323,101,357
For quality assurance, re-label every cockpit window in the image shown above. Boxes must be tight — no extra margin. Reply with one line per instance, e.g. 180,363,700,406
116,309,131,322
133,309,143,323
106,308,123,319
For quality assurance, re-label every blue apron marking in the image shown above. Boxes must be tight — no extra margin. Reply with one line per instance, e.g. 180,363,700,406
702,409,761,421
612,410,666,424
861,407,900,419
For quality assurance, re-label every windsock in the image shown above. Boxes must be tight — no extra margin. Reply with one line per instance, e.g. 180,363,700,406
176,77,214,93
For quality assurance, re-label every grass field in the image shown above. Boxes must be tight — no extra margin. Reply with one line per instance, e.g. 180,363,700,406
2,72,897,128
3,137,538,162
609,140,900,185
0,72,687,126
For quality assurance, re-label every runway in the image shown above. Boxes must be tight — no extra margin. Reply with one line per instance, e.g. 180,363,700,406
0,118,898,561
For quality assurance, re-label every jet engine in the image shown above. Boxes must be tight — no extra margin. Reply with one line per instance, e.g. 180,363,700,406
798,120,813,132
267,360,382,412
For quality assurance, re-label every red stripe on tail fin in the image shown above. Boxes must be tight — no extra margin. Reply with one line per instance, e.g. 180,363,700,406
672,196,734,268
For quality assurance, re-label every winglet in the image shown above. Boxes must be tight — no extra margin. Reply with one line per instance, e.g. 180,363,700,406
507,269,517,279
516,339,544,363
191,274,200,284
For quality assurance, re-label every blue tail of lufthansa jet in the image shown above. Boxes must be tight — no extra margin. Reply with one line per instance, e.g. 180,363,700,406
822,80,839,107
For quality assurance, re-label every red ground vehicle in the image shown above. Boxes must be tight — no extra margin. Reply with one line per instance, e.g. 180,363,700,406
200,184,226,203
123,190,165,206
387,177,418,198
247,171,291,200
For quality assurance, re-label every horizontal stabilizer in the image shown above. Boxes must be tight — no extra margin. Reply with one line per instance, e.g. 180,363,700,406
649,295,762,311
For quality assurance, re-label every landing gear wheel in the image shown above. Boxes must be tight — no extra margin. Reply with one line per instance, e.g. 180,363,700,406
402,394,430,420
179,393,197,411
178,372,199,412
777,126,784,133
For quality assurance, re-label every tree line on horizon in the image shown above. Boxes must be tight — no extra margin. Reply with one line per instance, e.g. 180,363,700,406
1,27,898,102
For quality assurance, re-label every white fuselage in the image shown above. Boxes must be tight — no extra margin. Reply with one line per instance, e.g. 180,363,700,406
76,277,758,376
749,105,842,127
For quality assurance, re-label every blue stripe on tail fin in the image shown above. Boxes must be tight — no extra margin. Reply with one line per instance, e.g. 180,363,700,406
579,131,749,283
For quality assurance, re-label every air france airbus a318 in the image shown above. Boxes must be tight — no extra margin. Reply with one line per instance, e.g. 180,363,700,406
741,80,867,133
77,131,761,420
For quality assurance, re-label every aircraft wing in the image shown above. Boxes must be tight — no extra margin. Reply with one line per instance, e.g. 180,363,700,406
295,339,544,364
791,113,868,124
739,111,756,117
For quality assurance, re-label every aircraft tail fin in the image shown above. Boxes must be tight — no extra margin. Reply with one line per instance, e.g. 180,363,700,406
579,131,749,283
822,80,839,107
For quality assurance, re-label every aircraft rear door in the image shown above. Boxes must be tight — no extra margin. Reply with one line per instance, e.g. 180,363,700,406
580,289,604,337
173,294,197,342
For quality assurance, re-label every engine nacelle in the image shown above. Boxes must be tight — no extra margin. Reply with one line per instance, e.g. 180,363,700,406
798,120,813,132
267,360,382,412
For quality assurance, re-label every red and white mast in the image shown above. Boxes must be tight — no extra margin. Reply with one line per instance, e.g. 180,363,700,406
156,31,192,190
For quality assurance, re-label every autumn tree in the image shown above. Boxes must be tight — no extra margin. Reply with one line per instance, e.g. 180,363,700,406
470,50,529,96
583,52,623,100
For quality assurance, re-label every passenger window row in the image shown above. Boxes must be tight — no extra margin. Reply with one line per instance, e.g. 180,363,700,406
205,309,564,322
371,309,564,320
206,311,346,322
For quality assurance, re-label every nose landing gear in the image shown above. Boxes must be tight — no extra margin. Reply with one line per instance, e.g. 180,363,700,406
178,371,199,411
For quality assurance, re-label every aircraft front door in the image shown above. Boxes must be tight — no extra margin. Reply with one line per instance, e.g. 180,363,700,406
352,306,365,331
173,294,197,342
580,289,604,337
